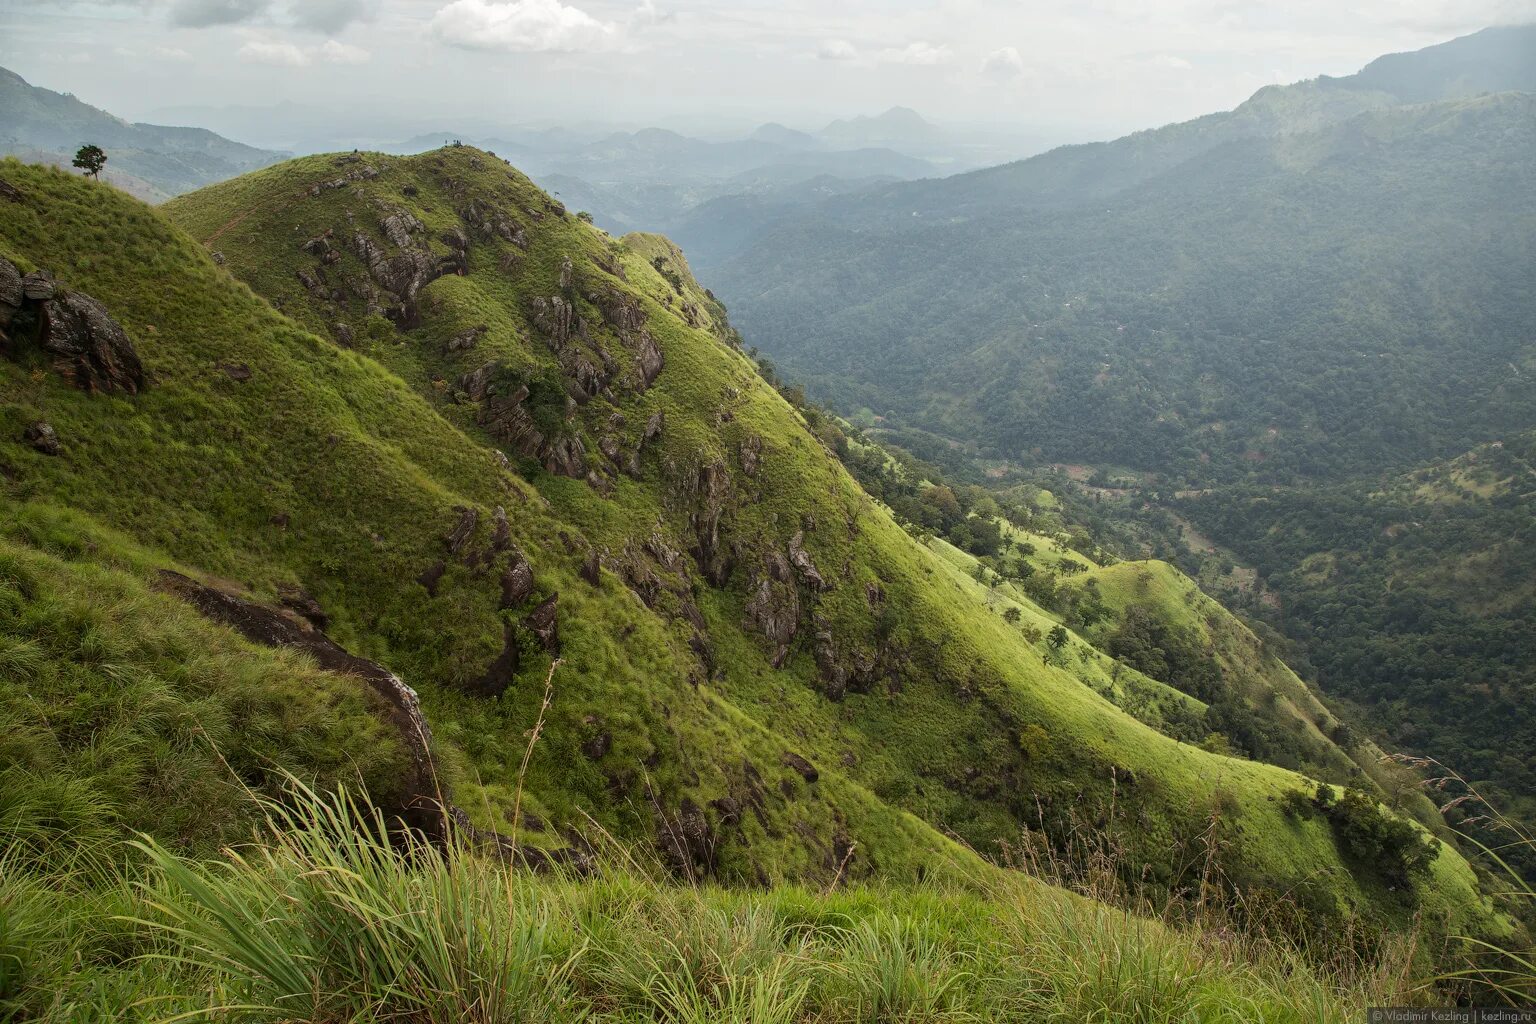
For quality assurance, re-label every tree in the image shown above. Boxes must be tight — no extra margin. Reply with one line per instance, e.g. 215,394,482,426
73,144,107,180
1046,625,1070,650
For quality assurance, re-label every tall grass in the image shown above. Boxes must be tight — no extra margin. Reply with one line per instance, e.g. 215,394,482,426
1,776,1443,1023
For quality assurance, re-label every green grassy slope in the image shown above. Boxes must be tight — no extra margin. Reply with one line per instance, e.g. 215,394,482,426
0,152,1493,937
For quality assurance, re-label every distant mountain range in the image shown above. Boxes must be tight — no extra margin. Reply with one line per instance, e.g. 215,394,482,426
692,23,1536,866
0,66,285,202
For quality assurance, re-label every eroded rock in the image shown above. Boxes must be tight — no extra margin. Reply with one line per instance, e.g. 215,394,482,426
523,592,560,653
23,421,62,456
39,291,145,394
781,751,819,783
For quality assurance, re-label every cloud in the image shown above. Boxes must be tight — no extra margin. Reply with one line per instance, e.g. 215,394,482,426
817,38,859,61
876,41,951,65
169,0,271,28
288,0,379,33
237,38,309,64
981,45,1024,77
237,37,370,66
430,0,621,53
155,45,195,60
1152,53,1193,70
320,38,371,63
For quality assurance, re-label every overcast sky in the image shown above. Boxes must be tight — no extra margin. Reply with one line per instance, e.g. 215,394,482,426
3,0,1534,145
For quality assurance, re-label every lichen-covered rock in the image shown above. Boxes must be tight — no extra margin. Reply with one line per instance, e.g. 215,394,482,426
788,531,827,591
22,270,55,302
24,421,62,456
460,198,526,247
740,434,763,477
558,255,575,292
744,551,799,667
350,232,451,328
529,295,580,347
379,206,425,247
499,551,535,608
691,460,733,586
39,291,146,394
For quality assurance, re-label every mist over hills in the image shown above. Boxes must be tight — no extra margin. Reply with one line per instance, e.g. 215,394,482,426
689,23,1536,873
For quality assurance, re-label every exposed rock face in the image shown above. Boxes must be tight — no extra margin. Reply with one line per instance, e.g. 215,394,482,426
379,206,425,247
499,551,535,609
491,506,512,552
24,421,62,456
740,435,763,477
523,593,560,653
0,258,22,332
655,796,716,879
22,271,55,302
155,570,449,842
530,295,580,347
445,506,478,556
350,232,452,328
558,255,575,292
781,751,819,783
596,289,665,391
462,363,588,479
744,551,799,667
445,324,488,353
39,291,145,394
0,177,22,203
788,531,827,591
460,198,527,248
690,460,734,586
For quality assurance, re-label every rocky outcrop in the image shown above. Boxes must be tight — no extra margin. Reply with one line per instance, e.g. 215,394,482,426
350,232,454,329
529,295,580,347
306,164,378,196
0,259,145,395
499,551,535,609
739,435,763,477
154,570,449,842
0,177,22,203
788,531,827,591
23,421,62,456
690,460,734,586
743,551,799,667
461,363,588,479
460,198,527,248
445,324,488,353
445,506,478,556
596,288,663,391
654,796,716,880
378,206,425,248
781,751,819,783
523,593,560,653
276,584,328,629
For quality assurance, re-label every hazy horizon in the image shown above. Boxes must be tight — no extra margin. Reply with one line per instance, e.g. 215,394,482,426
4,0,1535,152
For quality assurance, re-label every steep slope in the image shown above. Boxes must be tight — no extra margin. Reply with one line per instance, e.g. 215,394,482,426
0,66,284,201
0,152,1493,937
710,92,1536,484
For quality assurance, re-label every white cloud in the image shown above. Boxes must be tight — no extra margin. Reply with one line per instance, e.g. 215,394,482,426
430,0,620,53
1152,53,1193,70
818,38,859,61
981,45,1024,77
320,38,371,63
237,37,369,66
876,41,951,65
238,38,310,64
155,45,195,60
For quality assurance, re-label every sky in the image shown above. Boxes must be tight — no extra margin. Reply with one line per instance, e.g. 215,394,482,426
2,0,1534,147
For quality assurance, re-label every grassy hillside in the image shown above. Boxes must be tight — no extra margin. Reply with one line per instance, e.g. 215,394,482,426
0,66,284,202
0,151,1500,953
